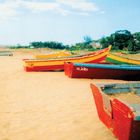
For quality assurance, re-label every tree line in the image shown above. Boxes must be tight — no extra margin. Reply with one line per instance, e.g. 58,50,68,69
11,41,69,50
10,30,140,52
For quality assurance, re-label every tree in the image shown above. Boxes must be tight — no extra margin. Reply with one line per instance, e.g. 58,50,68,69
99,30,135,50
30,41,66,49
83,35,93,44
30,42,43,48
99,36,113,48
133,32,140,51
112,30,133,50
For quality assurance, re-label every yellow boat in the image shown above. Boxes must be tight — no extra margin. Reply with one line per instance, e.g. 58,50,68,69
23,46,111,71
35,51,71,59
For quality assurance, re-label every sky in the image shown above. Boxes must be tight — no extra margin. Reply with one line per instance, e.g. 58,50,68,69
0,0,140,46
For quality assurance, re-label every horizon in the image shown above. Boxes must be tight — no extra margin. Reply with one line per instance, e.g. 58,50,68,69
0,0,140,46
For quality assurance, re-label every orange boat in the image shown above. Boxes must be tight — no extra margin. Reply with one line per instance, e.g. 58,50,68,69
23,46,111,71
90,82,140,140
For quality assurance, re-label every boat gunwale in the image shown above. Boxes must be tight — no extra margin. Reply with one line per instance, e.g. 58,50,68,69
24,47,111,63
72,62,140,70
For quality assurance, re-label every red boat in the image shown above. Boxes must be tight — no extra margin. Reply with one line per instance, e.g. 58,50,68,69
90,82,140,140
64,62,140,80
23,46,111,71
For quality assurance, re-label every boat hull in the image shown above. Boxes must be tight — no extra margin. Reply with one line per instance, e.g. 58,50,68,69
90,82,140,140
24,46,111,71
0,51,13,56
64,63,140,80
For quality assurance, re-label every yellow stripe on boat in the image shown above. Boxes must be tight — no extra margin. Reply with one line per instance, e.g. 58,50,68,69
107,53,140,65
24,48,110,67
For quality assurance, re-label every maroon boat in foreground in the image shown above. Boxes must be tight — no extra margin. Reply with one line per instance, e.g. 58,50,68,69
64,62,140,80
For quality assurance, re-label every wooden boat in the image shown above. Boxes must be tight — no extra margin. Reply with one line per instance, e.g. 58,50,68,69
35,51,71,59
106,53,140,65
23,46,111,71
64,62,140,80
0,51,13,56
90,82,140,140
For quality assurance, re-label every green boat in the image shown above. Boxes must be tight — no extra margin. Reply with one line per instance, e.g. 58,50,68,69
106,53,140,65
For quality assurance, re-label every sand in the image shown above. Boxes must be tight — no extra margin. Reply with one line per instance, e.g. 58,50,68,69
0,49,119,140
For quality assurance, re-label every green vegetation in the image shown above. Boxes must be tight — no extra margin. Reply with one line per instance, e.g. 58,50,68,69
99,30,140,52
10,42,69,50
30,41,68,49
10,30,140,53
67,35,94,52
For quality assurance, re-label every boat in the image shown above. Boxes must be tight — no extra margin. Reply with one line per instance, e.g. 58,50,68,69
106,53,140,65
0,51,13,56
90,82,140,140
35,51,71,59
35,46,113,60
23,46,111,71
64,62,140,80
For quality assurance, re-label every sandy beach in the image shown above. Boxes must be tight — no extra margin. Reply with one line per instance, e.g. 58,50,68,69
0,49,122,140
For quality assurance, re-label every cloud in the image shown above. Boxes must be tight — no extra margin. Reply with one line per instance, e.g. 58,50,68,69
56,0,100,12
0,0,20,20
20,1,60,12
19,1,70,15
0,0,103,21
